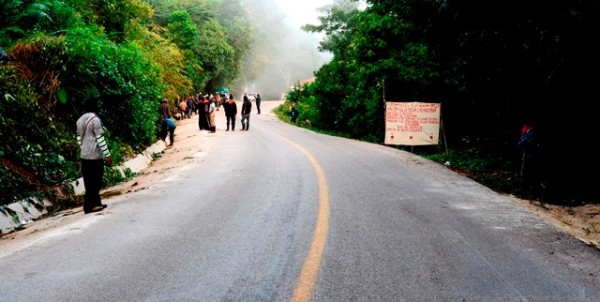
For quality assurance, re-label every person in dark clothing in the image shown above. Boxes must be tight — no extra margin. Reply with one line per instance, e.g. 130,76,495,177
518,121,541,197
198,96,210,130
158,99,172,119
290,104,299,123
194,94,202,115
186,97,194,118
255,93,262,114
241,95,252,130
223,95,238,131
76,106,112,214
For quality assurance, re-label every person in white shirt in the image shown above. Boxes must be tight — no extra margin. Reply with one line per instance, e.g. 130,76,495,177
76,104,112,214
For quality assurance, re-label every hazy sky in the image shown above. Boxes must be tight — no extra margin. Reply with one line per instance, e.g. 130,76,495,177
239,0,367,98
240,0,334,99
275,0,333,27
274,0,332,51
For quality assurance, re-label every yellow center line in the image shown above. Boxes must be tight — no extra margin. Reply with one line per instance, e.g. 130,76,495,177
280,136,330,302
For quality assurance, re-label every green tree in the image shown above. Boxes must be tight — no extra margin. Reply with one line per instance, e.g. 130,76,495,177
126,24,192,103
212,0,254,93
0,0,57,46
68,0,153,42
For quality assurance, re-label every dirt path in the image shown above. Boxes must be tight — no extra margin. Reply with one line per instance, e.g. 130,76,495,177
509,196,600,249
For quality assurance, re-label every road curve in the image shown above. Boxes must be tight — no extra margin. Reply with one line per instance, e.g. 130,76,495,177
0,101,599,302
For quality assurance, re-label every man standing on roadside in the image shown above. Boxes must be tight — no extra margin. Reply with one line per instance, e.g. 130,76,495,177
158,99,172,119
223,94,237,131
198,95,210,130
518,120,541,196
208,97,216,133
241,94,252,130
255,93,262,114
76,102,112,214
290,104,299,123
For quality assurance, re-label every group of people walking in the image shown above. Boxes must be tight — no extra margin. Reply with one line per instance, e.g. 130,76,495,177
221,93,254,131
215,92,256,131
158,91,259,142
178,97,195,119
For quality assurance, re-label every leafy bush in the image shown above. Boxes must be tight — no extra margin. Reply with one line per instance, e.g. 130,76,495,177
103,166,135,187
0,65,79,205
1,26,163,207
38,26,164,150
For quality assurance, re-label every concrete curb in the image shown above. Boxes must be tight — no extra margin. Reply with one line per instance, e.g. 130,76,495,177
0,140,167,235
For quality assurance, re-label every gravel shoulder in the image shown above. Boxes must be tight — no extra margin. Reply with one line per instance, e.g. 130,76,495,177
508,196,600,249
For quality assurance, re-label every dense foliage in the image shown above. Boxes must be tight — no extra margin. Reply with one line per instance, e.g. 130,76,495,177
294,0,600,204
0,0,253,206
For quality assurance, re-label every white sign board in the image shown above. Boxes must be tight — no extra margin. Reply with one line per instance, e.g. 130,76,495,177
385,102,441,146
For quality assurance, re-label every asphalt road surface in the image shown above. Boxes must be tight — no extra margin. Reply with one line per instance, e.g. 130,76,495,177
1,101,599,302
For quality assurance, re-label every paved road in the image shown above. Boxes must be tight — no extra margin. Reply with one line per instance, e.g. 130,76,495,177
1,101,599,301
